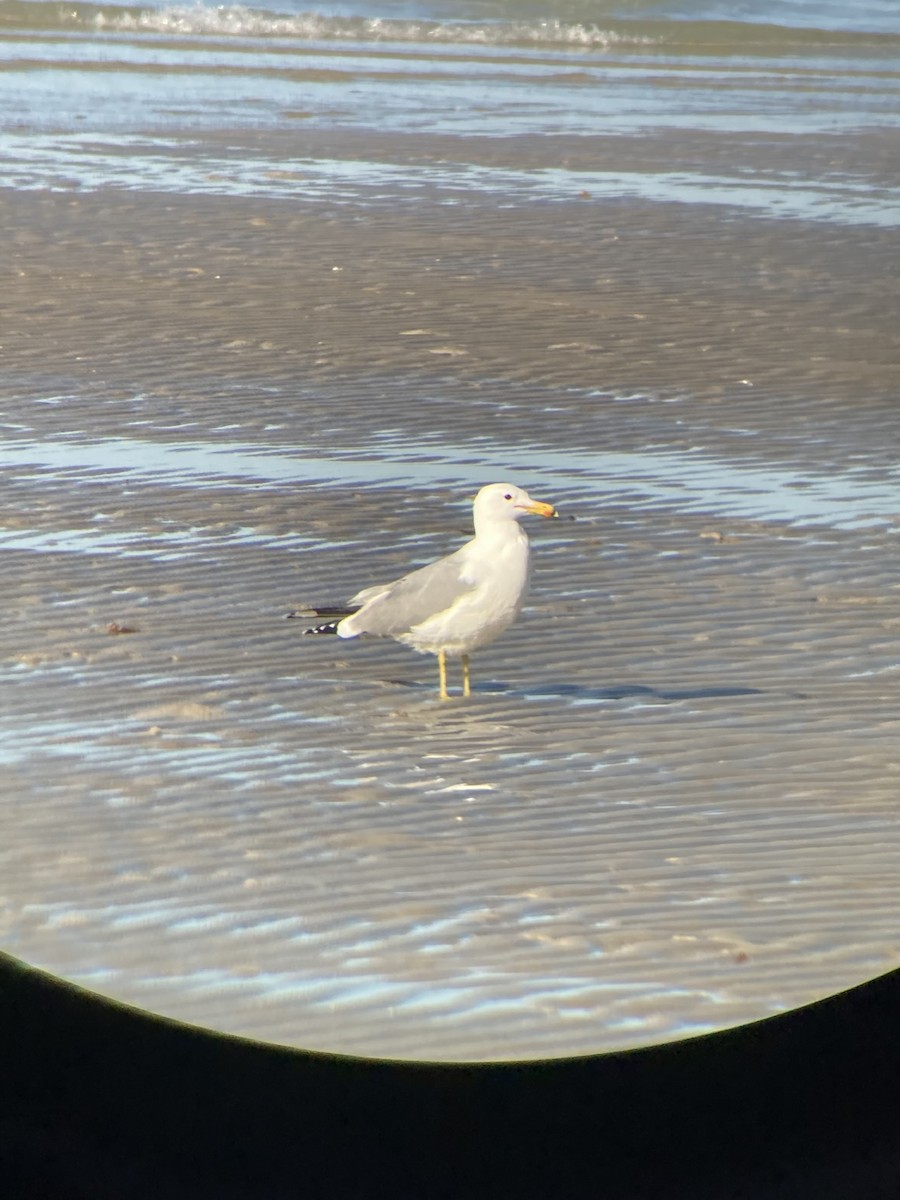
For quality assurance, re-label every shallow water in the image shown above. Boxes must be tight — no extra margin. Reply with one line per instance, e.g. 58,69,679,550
5,131,899,229
3,375,899,1059
1,0,899,1060
1,423,899,528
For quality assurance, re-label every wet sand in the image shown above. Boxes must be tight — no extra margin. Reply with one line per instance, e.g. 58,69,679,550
2,130,899,1060
5,126,900,406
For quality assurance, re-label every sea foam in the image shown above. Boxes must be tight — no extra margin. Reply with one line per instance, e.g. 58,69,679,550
90,5,644,49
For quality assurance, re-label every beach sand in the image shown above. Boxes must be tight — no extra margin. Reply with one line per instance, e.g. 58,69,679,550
5,127,899,403
2,123,899,1060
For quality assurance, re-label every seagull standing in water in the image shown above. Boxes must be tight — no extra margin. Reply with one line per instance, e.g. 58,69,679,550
291,482,558,699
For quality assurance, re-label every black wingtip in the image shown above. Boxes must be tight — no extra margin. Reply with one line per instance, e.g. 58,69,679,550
302,621,342,636
286,605,357,634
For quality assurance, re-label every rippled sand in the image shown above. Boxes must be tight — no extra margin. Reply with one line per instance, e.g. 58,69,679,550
1,146,899,1059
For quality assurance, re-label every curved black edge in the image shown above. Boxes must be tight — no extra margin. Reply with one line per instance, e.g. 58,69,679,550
1,953,898,1200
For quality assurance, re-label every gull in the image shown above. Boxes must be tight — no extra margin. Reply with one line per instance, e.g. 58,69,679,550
290,482,558,699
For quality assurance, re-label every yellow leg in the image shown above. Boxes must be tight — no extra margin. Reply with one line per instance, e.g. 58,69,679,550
438,648,449,700
461,654,471,698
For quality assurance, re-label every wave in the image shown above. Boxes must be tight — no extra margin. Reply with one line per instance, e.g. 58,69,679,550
2,0,897,52
1,2,647,48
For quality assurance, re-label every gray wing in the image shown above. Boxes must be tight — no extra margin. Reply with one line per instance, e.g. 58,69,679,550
348,547,476,637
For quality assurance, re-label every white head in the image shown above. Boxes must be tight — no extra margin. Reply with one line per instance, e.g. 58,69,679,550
472,483,557,532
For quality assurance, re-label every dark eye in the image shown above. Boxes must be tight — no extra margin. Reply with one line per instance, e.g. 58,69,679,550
504,493,513,501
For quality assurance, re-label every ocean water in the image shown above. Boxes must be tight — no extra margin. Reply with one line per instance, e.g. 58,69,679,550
2,0,899,214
